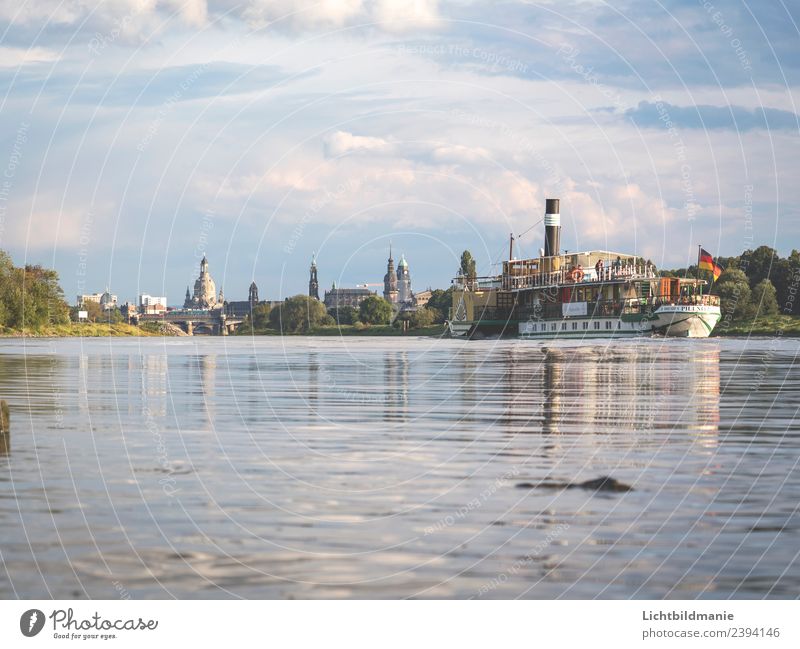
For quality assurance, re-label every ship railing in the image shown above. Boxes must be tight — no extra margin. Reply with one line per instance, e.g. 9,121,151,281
451,276,502,291
644,294,720,308
502,263,658,291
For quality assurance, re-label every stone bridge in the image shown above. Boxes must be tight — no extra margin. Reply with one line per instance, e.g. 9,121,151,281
136,309,243,336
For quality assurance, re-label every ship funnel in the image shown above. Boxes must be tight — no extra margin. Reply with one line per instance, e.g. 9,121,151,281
544,198,560,257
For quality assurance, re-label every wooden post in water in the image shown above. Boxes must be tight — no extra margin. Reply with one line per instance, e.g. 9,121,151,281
0,399,9,455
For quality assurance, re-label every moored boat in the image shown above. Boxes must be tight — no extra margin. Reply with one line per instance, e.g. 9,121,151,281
446,199,721,339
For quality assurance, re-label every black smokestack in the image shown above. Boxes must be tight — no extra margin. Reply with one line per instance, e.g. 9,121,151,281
544,198,560,257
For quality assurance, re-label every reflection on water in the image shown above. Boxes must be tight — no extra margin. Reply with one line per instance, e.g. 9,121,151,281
0,337,797,599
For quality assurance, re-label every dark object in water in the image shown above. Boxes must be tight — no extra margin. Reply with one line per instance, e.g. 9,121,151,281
0,399,9,455
0,400,8,433
515,476,633,492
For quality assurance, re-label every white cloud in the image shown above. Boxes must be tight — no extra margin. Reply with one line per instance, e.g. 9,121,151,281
373,0,439,31
431,144,490,164
243,0,366,29
0,46,60,67
324,130,394,157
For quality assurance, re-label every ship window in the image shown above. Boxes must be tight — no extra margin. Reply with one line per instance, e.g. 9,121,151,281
606,321,612,329
583,322,588,330
561,322,566,330
551,323,556,331
541,324,546,332
594,321,600,330
617,321,621,329
572,322,577,330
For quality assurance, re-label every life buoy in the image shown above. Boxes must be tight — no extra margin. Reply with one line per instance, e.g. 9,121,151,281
570,268,585,282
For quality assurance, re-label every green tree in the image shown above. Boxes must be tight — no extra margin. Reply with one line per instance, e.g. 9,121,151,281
715,268,753,320
408,307,440,329
425,287,453,322
0,255,69,330
459,250,477,279
359,295,393,324
740,245,779,288
251,303,271,329
77,300,104,323
330,305,358,325
269,295,329,332
751,278,779,317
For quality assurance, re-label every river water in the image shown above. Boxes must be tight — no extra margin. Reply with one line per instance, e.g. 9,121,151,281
0,336,797,599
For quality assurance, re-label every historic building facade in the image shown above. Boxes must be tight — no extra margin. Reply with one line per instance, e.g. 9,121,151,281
184,255,221,310
397,254,412,303
309,254,319,300
225,281,262,318
382,247,416,308
323,283,375,310
383,246,398,304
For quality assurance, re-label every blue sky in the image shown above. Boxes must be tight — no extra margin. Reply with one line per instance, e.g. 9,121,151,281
0,0,798,305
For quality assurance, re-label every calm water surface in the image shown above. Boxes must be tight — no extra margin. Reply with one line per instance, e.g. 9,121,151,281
0,336,798,599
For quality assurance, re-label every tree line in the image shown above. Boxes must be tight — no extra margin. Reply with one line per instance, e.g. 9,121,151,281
663,245,800,320
0,250,70,331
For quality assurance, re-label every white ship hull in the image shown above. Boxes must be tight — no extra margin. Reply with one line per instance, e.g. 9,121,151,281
517,305,721,340
650,304,722,337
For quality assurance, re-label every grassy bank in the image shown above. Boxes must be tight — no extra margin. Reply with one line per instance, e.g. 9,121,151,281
0,322,160,337
713,314,800,336
236,324,447,337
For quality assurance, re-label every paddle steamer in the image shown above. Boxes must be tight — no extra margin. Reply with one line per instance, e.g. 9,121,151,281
447,199,721,339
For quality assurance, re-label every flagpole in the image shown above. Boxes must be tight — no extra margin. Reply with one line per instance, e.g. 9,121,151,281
697,245,702,296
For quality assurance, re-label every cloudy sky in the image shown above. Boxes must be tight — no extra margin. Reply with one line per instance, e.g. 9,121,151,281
0,0,797,304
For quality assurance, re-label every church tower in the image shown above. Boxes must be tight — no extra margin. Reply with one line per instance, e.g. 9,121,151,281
184,286,191,308
397,254,412,303
190,255,218,309
383,245,398,304
248,281,259,306
309,254,319,300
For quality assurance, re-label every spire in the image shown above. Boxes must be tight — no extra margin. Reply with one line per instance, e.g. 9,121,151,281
309,252,319,300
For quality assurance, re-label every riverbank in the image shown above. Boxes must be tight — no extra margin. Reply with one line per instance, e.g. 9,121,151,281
0,322,160,337
236,324,447,337
713,314,800,337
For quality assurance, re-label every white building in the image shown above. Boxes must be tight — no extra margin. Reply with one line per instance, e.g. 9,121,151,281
78,290,117,311
139,294,167,314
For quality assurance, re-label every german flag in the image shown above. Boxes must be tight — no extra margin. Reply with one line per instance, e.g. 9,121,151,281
698,247,724,281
